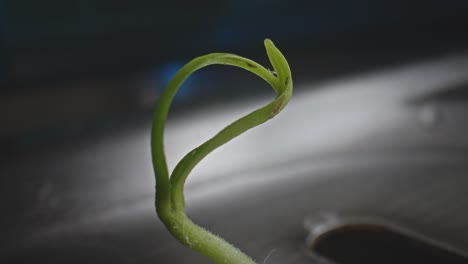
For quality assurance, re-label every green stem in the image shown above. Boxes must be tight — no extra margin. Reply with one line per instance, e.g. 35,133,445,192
151,39,292,264
165,212,257,264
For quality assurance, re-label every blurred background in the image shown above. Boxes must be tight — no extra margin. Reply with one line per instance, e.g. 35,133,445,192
1,1,468,263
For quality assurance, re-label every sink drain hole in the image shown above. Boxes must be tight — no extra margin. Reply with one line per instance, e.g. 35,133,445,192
309,223,468,264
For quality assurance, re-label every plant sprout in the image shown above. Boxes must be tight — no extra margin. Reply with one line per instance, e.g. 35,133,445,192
151,39,292,264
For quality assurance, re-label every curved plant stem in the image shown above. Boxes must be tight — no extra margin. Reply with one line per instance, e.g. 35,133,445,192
151,39,293,264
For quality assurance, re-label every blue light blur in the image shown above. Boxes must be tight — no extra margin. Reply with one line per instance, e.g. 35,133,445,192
155,61,197,104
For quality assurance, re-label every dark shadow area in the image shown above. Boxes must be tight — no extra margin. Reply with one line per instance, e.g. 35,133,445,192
312,224,468,264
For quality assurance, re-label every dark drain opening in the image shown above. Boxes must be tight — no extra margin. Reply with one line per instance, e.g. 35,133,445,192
310,224,468,264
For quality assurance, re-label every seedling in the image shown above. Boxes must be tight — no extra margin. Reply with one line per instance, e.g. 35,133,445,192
151,39,292,264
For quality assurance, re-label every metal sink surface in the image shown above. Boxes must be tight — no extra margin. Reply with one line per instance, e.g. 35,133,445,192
1,54,468,263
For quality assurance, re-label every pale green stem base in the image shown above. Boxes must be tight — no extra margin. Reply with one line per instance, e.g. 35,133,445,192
162,211,256,264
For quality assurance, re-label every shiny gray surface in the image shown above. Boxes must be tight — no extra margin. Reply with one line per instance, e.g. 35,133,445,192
1,54,468,263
